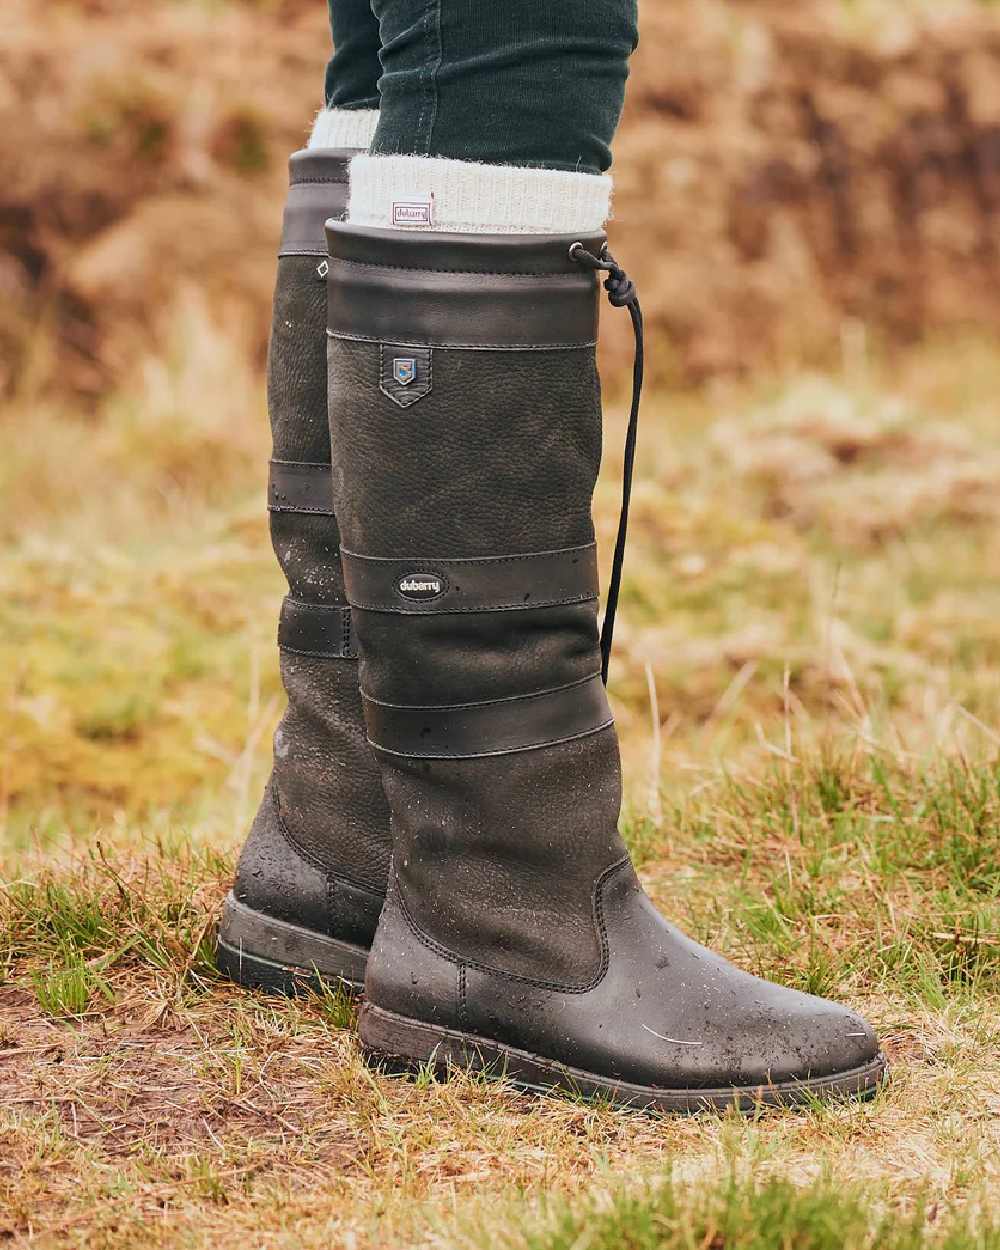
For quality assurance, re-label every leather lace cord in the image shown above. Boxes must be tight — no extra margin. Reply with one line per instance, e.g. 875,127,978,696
569,242,644,685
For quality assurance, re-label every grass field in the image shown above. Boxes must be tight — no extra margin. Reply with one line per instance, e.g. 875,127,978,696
2,313,1000,1246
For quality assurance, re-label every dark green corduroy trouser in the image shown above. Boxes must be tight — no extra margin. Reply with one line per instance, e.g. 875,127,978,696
324,0,638,174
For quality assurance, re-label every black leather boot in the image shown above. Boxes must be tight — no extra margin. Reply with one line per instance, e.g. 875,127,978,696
216,151,391,994
324,222,887,1111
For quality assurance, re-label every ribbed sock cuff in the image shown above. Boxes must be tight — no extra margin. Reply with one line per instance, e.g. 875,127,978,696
308,108,380,151
347,154,612,234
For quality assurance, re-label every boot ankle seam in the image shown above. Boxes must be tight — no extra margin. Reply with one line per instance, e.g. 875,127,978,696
271,786,384,899
391,857,631,994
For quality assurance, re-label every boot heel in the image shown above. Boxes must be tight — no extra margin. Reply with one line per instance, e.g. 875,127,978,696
359,1003,511,1082
217,893,367,995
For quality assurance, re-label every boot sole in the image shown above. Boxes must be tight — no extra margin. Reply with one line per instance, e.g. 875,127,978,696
215,893,367,995
359,1003,889,1114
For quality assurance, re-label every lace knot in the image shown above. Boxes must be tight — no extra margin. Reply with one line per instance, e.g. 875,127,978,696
603,267,635,307
568,243,636,310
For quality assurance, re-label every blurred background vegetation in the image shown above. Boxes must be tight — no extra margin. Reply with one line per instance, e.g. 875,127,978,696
5,0,1000,837
6,0,1000,400
3,5,1000,1244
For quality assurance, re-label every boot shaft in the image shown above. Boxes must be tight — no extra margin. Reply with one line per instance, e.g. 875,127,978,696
251,152,390,901
325,224,628,987
218,150,393,993
269,150,352,604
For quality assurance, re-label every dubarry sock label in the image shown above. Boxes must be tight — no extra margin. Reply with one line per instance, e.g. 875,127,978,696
392,198,434,227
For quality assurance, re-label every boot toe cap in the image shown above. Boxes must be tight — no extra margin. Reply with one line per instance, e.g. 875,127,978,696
719,986,882,1088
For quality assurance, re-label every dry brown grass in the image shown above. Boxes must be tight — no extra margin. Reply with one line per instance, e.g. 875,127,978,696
2,313,1000,1244
5,1,1000,1244
7,0,1000,401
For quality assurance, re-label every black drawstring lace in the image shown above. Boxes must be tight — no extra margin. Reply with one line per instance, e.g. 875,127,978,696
569,242,644,686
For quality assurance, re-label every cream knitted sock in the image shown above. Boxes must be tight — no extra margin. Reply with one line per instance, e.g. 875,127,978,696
308,108,380,151
347,153,611,234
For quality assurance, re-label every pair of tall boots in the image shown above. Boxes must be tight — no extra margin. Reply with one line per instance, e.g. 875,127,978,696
216,148,886,1112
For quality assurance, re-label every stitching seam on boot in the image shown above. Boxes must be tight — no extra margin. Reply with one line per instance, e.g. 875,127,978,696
279,644,358,660
325,260,587,278
343,543,596,566
368,721,615,761
328,329,597,351
350,594,598,614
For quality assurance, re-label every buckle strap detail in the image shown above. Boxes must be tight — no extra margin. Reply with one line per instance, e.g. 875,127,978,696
341,544,599,615
278,597,356,659
363,673,612,759
268,460,335,515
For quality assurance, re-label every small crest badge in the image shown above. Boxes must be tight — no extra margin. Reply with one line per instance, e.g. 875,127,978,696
381,344,432,407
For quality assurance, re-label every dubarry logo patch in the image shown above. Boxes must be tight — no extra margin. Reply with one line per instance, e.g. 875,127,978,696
392,357,417,386
397,573,445,601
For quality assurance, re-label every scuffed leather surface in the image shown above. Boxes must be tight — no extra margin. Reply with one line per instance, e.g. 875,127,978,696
328,340,602,558
383,727,626,985
356,603,601,707
270,257,337,467
270,512,345,603
234,782,383,949
273,651,388,895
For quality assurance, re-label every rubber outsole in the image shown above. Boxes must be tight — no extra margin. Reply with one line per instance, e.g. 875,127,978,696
215,893,367,995
359,1002,889,1114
